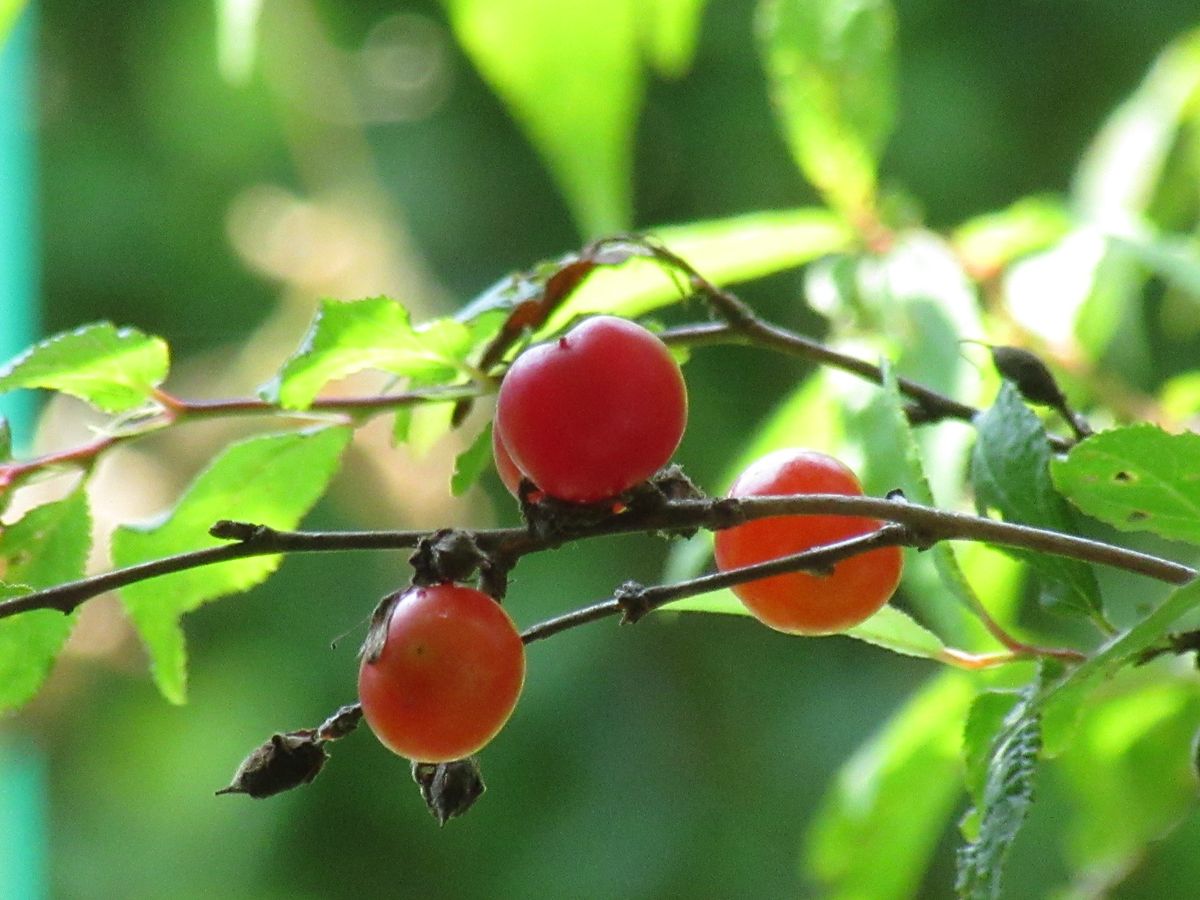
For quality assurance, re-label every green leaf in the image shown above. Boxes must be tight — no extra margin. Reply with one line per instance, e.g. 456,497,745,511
960,690,1023,840
950,197,1073,279
758,0,896,218
664,592,947,661
450,422,496,497
440,0,707,236
1039,578,1200,755
0,488,91,712
1051,424,1200,545
545,208,853,332
955,679,1043,900
1057,679,1200,884
806,672,974,900
0,413,10,460
271,298,475,410
0,323,169,413
971,383,1103,617
1073,28,1200,228
113,427,352,704
1111,232,1200,298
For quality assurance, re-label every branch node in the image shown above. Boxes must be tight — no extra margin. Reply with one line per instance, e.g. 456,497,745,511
615,580,652,624
409,529,489,586
209,519,271,542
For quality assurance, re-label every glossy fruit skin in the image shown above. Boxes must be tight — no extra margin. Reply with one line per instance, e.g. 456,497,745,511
495,315,687,503
491,423,526,497
713,449,903,635
358,584,525,763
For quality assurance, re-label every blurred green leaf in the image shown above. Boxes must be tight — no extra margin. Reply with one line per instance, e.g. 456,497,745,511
215,0,264,85
1057,679,1200,887
545,208,853,331
758,0,896,219
955,677,1043,900
0,1,27,46
951,197,1073,280
972,383,1103,617
1159,369,1200,419
1074,28,1200,229
270,298,475,410
450,421,495,496
114,426,352,704
1051,424,1200,545
0,413,9,460
0,323,169,413
806,672,974,900
0,488,91,712
1112,232,1200,297
440,0,707,235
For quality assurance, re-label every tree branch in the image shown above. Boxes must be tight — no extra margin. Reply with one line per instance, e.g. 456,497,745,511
1,491,1191,622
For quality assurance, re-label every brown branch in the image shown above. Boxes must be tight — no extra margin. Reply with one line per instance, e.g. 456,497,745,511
2,491,1191,623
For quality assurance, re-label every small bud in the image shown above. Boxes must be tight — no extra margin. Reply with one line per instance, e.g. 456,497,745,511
988,345,1069,410
217,731,327,799
411,757,486,825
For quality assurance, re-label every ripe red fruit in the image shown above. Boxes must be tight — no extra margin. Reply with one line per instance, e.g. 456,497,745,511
491,423,526,497
358,583,526,763
713,449,902,635
495,315,687,503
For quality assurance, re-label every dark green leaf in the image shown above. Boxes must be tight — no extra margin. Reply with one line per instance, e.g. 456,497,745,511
0,323,169,413
971,383,1103,617
955,679,1043,900
113,427,352,704
759,0,896,217
450,422,496,497
0,413,10,460
0,488,91,712
1052,425,1200,545
271,298,475,410
960,690,1022,839
440,0,707,234
806,673,974,900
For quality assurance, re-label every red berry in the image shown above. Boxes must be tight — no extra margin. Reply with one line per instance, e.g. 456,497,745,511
358,583,525,762
491,423,526,497
713,449,902,634
495,316,687,503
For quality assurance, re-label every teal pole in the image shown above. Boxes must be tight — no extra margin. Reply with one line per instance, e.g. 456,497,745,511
0,6,47,900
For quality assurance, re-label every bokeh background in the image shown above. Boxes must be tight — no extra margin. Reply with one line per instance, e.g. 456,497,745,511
4,1,1200,897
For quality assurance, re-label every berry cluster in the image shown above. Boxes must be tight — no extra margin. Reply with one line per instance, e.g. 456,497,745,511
358,316,902,766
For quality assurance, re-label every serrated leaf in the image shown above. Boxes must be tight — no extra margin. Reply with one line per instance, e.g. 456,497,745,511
0,488,91,712
440,0,707,235
114,427,351,704
960,690,1023,839
272,298,475,410
806,672,974,900
759,0,895,218
971,383,1103,617
450,422,495,496
955,679,1043,900
0,323,169,413
1051,424,1200,545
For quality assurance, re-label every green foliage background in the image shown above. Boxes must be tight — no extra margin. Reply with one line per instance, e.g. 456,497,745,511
5,0,1200,897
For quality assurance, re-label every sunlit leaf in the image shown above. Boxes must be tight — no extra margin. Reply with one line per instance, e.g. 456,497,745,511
216,0,264,85
950,197,1073,281
1057,679,1200,885
1073,28,1200,230
440,0,708,235
114,427,352,704
806,672,974,900
544,208,853,332
1051,424,1200,545
0,323,169,413
0,488,91,712
270,298,475,410
971,383,1103,617
758,0,896,219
